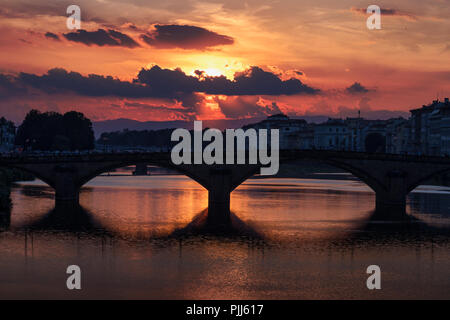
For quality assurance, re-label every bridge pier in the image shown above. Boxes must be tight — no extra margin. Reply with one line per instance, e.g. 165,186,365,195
55,195,80,211
53,168,80,210
133,164,148,176
374,171,408,220
375,193,407,220
0,210,11,230
207,169,232,227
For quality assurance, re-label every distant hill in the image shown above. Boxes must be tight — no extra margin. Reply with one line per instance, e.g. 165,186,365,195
92,110,408,137
92,116,330,137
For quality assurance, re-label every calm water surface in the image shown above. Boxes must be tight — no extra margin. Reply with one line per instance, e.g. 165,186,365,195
0,174,449,299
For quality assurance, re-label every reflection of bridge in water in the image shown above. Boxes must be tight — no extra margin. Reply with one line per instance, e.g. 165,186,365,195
2,150,450,225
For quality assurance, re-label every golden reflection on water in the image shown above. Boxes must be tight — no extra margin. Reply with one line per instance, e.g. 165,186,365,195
80,176,208,238
0,175,449,299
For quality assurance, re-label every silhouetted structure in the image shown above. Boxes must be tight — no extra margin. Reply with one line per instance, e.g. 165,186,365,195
2,150,450,225
15,110,95,151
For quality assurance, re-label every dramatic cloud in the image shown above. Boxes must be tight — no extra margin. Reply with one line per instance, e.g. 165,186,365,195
140,24,234,50
0,65,319,121
13,66,319,99
350,7,418,21
44,32,60,41
0,74,27,99
136,66,200,97
346,82,370,95
1,66,319,120
229,67,319,95
63,29,140,48
18,68,149,97
215,96,282,118
137,65,320,96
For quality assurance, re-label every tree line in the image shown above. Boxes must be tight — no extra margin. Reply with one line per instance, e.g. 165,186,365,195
15,110,95,151
5,109,176,151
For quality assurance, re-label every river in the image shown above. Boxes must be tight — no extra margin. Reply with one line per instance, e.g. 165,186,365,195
0,174,449,299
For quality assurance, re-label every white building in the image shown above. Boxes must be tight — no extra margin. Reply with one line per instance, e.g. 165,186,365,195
410,98,450,156
243,114,314,150
385,118,412,154
314,119,350,150
239,99,450,156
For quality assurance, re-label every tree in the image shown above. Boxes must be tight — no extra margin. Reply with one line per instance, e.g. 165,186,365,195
62,111,95,150
15,110,95,151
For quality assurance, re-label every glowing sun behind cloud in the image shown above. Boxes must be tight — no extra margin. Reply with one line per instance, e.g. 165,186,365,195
183,54,247,80
202,68,224,77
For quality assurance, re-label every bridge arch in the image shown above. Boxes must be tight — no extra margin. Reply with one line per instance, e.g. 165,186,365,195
230,155,386,195
316,158,385,193
406,166,450,193
0,156,214,211
76,160,210,190
0,163,56,189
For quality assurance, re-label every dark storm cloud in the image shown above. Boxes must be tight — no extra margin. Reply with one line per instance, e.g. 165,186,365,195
140,24,234,50
45,32,60,41
1,65,319,102
63,29,140,48
136,66,200,97
18,68,149,97
346,82,370,95
229,67,319,95
137,65,320,96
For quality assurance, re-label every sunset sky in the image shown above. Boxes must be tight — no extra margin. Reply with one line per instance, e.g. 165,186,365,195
0,0,449,123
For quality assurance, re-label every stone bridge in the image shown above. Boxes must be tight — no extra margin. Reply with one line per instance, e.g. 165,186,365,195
1,150,450,224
